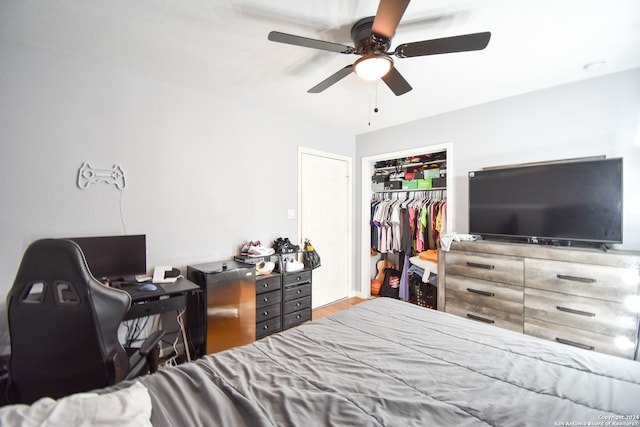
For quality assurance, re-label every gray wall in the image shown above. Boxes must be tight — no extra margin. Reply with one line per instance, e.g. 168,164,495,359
356,68,640,290
0,39,355,298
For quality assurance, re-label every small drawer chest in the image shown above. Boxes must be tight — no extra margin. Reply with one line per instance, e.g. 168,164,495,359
255,273,282,339
254,268,313,339
282,270,312,329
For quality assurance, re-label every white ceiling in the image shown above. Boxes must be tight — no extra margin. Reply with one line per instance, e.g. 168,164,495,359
2,0,640,135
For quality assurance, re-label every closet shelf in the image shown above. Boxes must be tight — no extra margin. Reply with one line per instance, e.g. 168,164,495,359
373,187,447,193
374,159,445,172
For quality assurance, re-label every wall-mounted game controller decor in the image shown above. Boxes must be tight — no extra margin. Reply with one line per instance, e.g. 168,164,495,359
77,162,126,190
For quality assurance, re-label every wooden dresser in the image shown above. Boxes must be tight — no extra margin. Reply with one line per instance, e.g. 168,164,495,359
439,241,640,360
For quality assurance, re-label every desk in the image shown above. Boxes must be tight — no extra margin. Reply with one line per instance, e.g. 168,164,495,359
122,277,200,321
121,278,200,363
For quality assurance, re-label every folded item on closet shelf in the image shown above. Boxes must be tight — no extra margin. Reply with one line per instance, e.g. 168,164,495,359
418,249,438,263
407,264,425,279
439,233,480,252
409,256,437,283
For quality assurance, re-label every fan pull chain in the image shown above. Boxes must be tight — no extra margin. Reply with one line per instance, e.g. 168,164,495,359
368,81,380,127
368,81,372,126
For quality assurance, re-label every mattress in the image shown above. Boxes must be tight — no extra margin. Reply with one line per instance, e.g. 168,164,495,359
134,297,640,426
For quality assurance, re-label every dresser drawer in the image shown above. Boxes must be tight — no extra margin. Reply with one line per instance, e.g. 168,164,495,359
445,299,523,333
256,275,281,295
284,283,311,301
445,251,523,286
525,259,638,303
256,316,281,339
283,270,312,286
524,317,636,360
256,302,281,322
524,287,638,338
256,289,282,308
446,275,523,315
283,307,312,329
284,296,311,315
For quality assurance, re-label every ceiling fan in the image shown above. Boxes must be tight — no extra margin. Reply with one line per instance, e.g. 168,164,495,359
267,0,491,96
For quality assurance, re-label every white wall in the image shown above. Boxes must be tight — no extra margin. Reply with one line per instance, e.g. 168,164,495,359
0,41,355,300
356,68,640,289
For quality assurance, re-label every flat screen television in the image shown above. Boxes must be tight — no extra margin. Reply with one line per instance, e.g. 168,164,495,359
468,158,623,246
68,234,147,280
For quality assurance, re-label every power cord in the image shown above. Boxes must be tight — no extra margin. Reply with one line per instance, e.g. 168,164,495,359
119,188,127,234
124,315,154,348
162,308,189,367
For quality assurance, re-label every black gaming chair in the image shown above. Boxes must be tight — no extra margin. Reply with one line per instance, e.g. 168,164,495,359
5,238,165,404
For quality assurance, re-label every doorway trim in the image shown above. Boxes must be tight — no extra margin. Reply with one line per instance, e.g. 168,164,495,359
298,147,354,303
359,142,453,298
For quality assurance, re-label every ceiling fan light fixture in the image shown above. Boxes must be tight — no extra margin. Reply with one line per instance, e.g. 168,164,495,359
354,54,393,81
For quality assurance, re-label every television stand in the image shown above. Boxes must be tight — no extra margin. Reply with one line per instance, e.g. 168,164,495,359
440,240,640,360
483,236,613,251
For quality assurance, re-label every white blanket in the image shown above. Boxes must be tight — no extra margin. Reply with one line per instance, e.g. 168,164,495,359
0,381,152,427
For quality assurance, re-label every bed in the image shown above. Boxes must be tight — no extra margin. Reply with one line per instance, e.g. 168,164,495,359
2,297,639,426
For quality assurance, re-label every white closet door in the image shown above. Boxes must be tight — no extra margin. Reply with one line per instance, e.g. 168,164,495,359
299,149,351,308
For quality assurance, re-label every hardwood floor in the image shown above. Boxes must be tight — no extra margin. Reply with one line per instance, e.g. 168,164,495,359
312,297,368,320
198,297,368,357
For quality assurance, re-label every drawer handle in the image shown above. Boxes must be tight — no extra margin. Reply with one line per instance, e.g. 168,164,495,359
467,262,494,270
555,337,594,351
263,283,269,287
296,314,301,319
296,276,302,281
556,274,596,284
263,297,269,302
263,325,269,330
466,313,495,324
467,288,495,297
296,289,302,294
263,311,269,316
296,302,301,307
556,306,596,317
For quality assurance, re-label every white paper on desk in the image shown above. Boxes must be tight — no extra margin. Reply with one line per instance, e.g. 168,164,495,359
152,266,178,284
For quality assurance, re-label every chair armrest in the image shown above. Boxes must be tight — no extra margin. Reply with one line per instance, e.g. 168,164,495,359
126,330,166,380
138,330,165,357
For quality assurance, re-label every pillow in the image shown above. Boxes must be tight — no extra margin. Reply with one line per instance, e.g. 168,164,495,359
0,381,152,427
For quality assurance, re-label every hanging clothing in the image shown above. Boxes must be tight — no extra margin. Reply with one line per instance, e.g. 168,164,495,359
371,192,446,255
399,253,411,301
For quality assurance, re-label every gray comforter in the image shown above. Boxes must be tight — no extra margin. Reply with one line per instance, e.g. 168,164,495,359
137,298,640,426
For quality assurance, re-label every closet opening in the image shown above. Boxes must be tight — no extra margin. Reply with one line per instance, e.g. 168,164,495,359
359,142,453,310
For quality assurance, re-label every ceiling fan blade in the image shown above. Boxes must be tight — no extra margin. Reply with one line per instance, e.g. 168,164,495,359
394,32,491,58
372,0,411,39
268,31,355,54
308,65,354,93
381,66,412,96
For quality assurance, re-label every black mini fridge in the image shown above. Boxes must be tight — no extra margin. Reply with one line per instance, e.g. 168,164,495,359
186,260,256,357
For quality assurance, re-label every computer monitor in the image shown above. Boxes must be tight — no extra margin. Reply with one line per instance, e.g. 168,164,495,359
68,234,147,280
